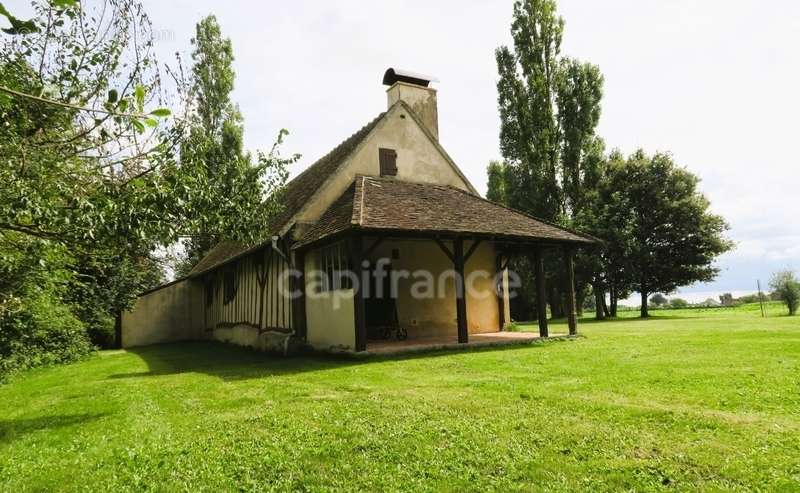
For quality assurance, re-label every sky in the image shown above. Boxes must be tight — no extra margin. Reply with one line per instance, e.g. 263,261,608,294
8,0,799,302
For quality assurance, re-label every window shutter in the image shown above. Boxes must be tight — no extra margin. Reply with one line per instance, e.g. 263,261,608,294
379,148,397,176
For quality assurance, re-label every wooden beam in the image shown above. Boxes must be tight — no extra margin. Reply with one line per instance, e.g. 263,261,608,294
495,254,506,331
350,233,367,352
434,237,455,263
454,238,468,343
364,237,385,257
464,238,482,263
533,246,549,337
564,246,578,335
291,249,307,340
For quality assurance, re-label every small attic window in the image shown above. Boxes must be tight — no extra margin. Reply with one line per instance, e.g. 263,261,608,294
379,148,397,176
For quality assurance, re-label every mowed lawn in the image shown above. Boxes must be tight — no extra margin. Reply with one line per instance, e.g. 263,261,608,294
1,304,799,492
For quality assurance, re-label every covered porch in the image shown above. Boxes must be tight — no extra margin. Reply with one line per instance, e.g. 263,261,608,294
291,176,598,353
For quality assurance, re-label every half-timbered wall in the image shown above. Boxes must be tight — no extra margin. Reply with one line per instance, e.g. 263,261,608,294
203,246,294,348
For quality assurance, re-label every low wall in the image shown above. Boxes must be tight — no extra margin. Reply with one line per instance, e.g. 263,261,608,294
120,278,203,348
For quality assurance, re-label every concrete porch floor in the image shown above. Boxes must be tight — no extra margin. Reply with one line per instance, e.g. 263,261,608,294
363,330,570,356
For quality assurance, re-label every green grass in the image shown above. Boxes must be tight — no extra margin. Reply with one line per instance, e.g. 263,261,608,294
1,304,799,492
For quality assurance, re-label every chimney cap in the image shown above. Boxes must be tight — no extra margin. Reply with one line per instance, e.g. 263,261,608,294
382,68,439,88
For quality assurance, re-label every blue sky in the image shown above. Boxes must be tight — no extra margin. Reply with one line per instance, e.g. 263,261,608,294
8,0,799,301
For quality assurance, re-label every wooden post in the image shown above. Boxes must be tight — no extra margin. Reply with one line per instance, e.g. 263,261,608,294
533,246,548,337
454,238,468,343
495,254,506,331
564,246,578,335
350,233,367,352
291,249,307,340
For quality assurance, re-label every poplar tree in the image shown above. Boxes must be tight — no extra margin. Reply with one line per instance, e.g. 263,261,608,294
491,0,604,317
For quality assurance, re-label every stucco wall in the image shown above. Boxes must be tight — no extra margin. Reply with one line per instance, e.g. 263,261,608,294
121,278,203,348
304,250,356,351
367,238,502,338
292,104,473,239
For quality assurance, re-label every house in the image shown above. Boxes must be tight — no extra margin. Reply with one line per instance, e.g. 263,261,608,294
120,68,597,354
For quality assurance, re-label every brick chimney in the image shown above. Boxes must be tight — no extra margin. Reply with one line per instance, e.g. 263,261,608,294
383,68,439,140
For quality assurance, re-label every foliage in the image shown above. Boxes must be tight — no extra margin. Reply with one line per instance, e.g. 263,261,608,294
1,0,180,320
0,237,92,380
719,292,735,306
1,2,295,368
175,16,296,277
669,298,689,309
649,293,667,307
769,270,800,315
502,321,521,332
597,151,732,317
494,0,603,223
2,311,799,490
490,0,606,319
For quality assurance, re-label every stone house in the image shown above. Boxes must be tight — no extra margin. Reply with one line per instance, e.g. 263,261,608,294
121,68,596,354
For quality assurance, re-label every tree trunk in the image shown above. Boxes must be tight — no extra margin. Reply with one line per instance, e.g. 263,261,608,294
640,291,649,318
603,283,617,318
594,287,605,320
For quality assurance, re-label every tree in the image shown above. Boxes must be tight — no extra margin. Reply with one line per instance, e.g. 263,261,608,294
1,1,294,374
490,0,604,319
175,16,296,276
649,293,667,307
669,298,689,309
769,270,800,315
600,151,732,317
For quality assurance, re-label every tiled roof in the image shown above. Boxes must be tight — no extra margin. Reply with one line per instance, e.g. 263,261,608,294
294,176,597,248
188,241,248,276
188,113,385,276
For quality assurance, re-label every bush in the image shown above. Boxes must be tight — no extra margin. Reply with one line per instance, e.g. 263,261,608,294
769,270,800,316
669,298,689,309
0,293,92,382
650,293,668,307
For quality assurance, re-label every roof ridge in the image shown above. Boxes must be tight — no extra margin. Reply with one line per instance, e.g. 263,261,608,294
357,176,366,226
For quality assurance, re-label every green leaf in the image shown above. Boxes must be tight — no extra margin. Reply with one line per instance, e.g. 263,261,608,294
107,89,118,104
50,0,79,7
134,85,145,113
131,119,145,134
143,117,158,128
149,108,171,118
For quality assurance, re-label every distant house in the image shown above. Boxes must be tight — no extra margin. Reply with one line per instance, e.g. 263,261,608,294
121,68,597,353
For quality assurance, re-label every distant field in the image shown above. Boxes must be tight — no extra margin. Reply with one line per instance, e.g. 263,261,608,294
1,304,798,491
615,300,788,318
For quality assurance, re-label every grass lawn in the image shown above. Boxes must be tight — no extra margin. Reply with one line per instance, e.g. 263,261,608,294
1,303,799,492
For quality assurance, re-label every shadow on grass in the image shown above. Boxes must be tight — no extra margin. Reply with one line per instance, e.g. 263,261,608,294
0,412,108,444
107,338,560,382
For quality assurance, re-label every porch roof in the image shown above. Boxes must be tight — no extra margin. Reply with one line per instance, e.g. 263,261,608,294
293,175,598,249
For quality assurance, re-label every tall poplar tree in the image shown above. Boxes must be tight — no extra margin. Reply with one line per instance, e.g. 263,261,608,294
176,16,295,276
491,0,604,318
177,16,246,274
